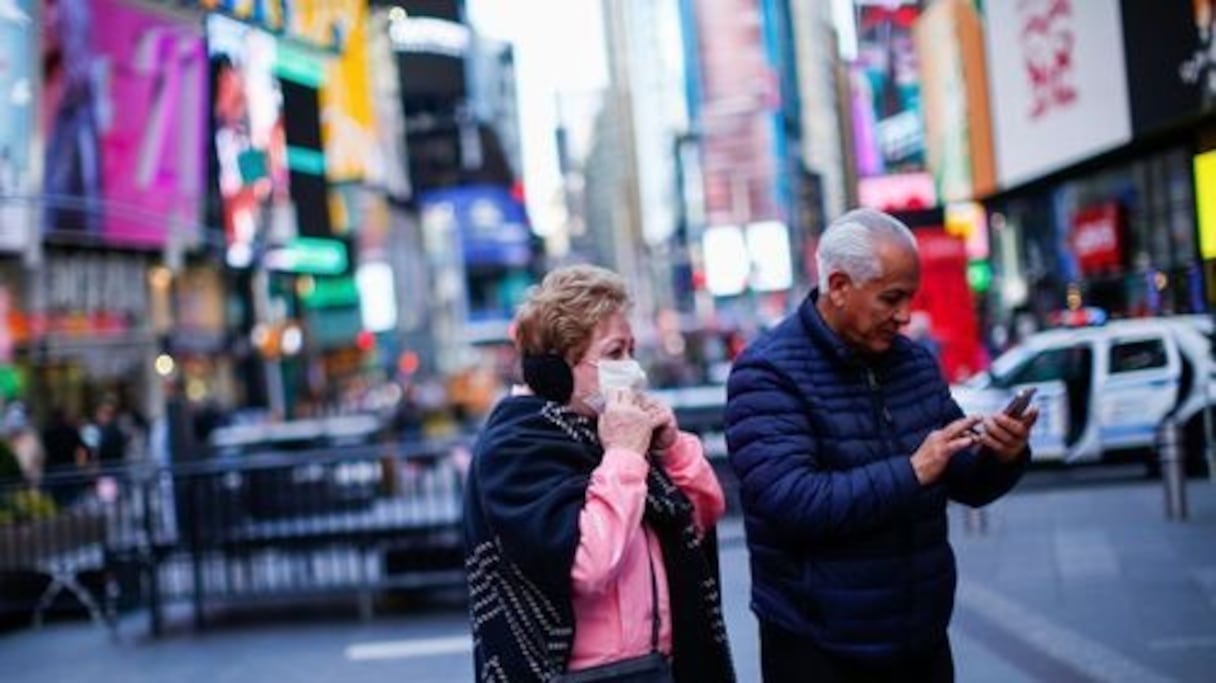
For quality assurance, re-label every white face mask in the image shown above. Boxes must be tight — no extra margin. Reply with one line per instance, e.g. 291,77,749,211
584,358,648,413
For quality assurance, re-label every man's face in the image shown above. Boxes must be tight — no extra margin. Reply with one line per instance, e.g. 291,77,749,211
829,238,920,355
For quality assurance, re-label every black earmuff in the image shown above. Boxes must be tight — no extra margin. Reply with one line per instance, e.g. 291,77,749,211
521,352,574,404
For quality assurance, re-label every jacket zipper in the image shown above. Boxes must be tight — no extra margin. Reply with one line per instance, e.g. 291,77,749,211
864,368,894,429
864,366,916,653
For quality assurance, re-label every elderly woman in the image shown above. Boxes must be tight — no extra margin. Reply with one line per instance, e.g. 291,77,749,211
463,264,735,682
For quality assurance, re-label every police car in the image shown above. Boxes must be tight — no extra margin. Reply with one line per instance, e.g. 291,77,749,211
951,311,1215,475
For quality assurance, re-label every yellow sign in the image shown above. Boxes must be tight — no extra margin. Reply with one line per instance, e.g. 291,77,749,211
318,0,376,182
1196,150,1216,260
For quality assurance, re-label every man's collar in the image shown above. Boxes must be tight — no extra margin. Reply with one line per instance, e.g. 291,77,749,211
800,289,861,366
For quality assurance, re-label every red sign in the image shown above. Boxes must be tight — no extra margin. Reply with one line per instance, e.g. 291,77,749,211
1070,203,1122,274
911,229,981,383
857,172,938,212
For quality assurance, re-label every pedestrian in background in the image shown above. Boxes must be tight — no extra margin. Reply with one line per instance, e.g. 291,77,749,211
40,405,89,505
2,401,44,488
463,264,735,682
725,208,1037,682
85,397,127,466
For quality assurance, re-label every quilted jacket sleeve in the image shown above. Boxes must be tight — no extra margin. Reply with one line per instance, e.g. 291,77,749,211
939,383,1029,507
725,357,922,542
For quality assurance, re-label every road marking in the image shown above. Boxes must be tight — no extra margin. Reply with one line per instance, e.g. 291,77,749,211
957,580,1175,683
1149,635,1216,651
345,635,472,661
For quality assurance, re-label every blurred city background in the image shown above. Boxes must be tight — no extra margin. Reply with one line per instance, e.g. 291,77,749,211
2,0,1216,681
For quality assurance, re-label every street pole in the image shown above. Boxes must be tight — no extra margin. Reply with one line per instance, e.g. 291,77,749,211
252,266,285,419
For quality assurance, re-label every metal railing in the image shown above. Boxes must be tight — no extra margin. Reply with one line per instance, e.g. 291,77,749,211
0,434,472,636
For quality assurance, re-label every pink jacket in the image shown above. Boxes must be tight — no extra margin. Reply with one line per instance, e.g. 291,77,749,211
567,432,726,671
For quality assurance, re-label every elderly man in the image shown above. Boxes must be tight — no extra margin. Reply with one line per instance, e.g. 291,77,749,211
725,208,1037,682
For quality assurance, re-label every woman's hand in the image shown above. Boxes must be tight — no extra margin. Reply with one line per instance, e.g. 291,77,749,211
639,395,679,452
597,389,655,456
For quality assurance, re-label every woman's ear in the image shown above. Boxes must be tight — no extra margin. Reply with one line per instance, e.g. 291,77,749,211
521,353,574,404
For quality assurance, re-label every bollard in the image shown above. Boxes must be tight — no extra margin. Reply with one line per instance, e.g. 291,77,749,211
1158,417,1188,521
963,507,988,536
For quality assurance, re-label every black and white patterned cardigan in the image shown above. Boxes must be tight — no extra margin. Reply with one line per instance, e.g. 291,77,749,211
463,396,601,682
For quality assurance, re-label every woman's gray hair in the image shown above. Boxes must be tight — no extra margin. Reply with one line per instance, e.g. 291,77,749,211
816,208,918,291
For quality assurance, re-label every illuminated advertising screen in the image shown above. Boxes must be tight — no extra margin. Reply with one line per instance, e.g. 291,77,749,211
1195,150,1216,261
41,0,206,247
284,0,349,50
418,184,531,268
206,12,293,260
1121,0,1216,133
983,0,1131,188
693,0,781,225
390,13,469,101
852,1,926,175
914,0,995,202
317,0,375,182
200,0,284,32
0,0,34,252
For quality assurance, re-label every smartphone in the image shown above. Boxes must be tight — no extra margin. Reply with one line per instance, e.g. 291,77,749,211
1003,387,1037,418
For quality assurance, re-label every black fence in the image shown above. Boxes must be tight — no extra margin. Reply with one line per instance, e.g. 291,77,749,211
0,434,471,636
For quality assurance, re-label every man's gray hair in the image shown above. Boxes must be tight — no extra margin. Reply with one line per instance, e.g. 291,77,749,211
816,208,918,291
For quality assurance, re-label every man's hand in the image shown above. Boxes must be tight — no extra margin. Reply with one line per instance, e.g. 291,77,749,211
638,395,679,452
974,407,1039,463
911,416,982,485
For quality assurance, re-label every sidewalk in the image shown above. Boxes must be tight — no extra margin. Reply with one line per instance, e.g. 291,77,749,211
947,472,1216,682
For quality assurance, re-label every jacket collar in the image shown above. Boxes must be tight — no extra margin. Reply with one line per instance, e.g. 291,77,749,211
799,288,862,366
799,288,909,372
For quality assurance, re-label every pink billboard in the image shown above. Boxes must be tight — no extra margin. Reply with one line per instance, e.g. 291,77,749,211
41,0,206,247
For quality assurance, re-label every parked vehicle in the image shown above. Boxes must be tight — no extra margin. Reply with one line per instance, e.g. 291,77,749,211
951,313,1216,475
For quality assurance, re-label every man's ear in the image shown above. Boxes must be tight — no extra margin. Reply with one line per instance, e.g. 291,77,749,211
826,271,851,307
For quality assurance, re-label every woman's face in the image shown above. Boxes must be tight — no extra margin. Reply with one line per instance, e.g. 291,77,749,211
215,66,247,125
569,311,635,416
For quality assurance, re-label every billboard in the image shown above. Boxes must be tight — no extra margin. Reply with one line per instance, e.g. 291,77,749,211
857,172,937,212
418,184,531,268
0,0,34,251
1195,150,1216,261
1069,203,1123,275
693,0,781,226
318,0,375,182
285,0,349,49
200,0,284,32
206,12,293,260
914,0,995,201
1121,0,1216,133
984,0,1131,188
852,1,926,176
41,0,207,247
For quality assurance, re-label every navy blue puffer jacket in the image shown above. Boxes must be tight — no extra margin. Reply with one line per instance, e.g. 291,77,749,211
725,292,1027,662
